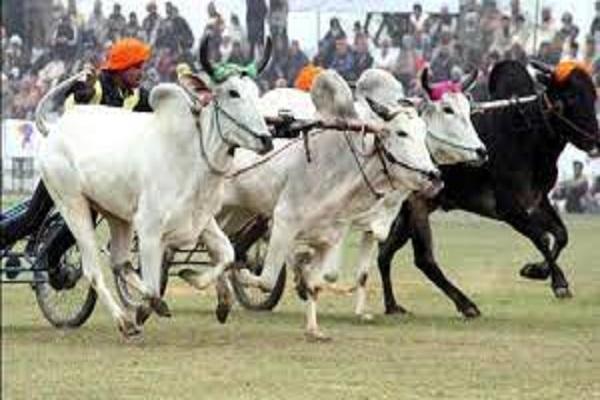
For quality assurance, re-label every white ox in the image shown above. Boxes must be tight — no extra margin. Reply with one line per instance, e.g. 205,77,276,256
220,70,440,340
256,68,486,321
35,37,273,338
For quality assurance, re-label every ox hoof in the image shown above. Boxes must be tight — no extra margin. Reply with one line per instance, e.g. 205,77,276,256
520,263,551,281
118,318,142,339
150,297,172,318
294,275,309,302
323,272,339,283
385,304,409,316
358,313,374,323
215,276,233,324
135,305,153,326
305,330,332,343
553,286,573,299
215,303,231,324
460,305,482,319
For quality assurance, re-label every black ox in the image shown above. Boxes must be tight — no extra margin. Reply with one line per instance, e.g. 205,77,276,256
377,60,600,317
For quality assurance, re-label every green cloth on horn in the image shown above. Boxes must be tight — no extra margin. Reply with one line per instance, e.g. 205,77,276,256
212,62,257,82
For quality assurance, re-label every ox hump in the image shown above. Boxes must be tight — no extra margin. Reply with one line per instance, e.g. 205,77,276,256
311,70,357,119
149,83,191,113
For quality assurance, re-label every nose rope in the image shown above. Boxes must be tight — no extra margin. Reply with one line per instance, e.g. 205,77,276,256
194,99,272,176
343,130,384,199
343,128,439,199
426,130,483,154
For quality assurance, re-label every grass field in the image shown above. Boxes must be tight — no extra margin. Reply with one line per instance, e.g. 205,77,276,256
2,212,599,400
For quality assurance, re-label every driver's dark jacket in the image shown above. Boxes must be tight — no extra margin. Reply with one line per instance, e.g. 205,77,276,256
64,70,153,112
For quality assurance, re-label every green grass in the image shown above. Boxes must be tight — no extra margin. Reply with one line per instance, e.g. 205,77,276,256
2,213,600,400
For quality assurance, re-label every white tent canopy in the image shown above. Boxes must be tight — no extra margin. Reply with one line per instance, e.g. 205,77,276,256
289,0,459,13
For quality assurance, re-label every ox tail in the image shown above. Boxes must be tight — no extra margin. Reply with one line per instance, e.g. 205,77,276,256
35,71,87,137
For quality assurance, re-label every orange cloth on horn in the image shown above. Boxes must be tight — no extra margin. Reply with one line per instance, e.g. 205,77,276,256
553,60,592,84
102,38,151,71
294,64,324,92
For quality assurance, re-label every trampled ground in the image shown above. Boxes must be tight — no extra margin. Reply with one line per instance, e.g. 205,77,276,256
2,212,599,399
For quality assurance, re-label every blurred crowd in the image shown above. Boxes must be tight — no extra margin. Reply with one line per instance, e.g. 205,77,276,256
2,0,600,209
4,0,600,118
552,161,600,214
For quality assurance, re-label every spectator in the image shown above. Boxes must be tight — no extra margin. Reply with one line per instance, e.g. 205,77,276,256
227,14,246,51
228,41,247,65
246,0,268,59
142,1,162,46
558,12,580,58
562,42,579,62
352,21,363,44
274,76,288,88
4,34,28,77
491,14,512,56
328,36,356,82
583,36,597,74
430,45,455,82
286,39,308,86
409,3,427,35
592,1,600,45
124,12,144,40
320,18,346,66
557,12,579,45
52,14,78,61
512,14,530,51
552,161,589,213
170,5,194,54
507,41,528,65
413,28,433,60
85,0,107,47
460,10,483,66
106,3,127,42
535,7,557,51
395,35,420,91
480,1,502,52
155,2,193,56
201,14,224,63
155,47,176,81
207,1,222,25
587,175,600,213
269,0,289,51
353,33,373,78
373,37,397,72
430,4,455,47
220,33,234,62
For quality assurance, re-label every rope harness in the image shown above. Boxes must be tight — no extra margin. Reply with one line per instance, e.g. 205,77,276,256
472,93,598,145
193,98,270,176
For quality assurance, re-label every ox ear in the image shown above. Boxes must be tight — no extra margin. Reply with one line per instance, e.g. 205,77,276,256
366,97,394,122
179,73,214,106
534,72,552,88
420,67,434,99
460,67,479,92
179,73,212,92
530,59,554,75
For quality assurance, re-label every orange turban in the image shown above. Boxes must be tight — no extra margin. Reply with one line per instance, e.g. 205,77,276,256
294,64,324,92
553,60,592,84
102,38,151,71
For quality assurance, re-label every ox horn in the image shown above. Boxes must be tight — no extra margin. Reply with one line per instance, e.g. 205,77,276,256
256,37,273,75
199,34,215,78
530,59,553,75
420,67,433,99
366,97,394,122
460,66,479,92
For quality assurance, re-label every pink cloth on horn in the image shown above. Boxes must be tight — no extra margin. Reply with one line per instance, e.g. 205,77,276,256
429,81,461,101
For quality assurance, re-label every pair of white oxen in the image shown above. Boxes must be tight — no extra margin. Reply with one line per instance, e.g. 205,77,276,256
36,64,485,341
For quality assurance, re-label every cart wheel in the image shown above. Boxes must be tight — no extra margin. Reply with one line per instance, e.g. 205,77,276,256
231,233,286,311
114,241,170,309
33,214,97,329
